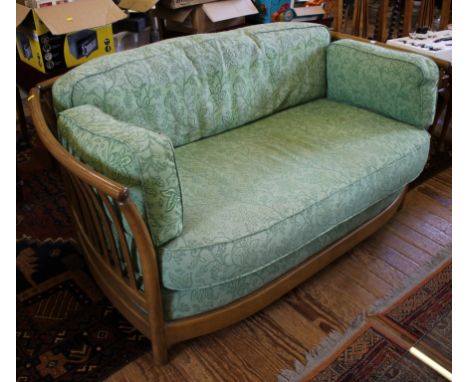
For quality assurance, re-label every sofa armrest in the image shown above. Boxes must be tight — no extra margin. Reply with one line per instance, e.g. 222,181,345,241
57,104,183,246
327,39,439,129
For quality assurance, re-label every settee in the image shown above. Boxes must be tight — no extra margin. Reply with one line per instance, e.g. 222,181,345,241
31,23,439,365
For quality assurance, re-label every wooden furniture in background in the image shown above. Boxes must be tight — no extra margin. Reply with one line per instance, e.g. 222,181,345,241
334,0,452,40
419,0,435,28
351,0,369,38
439,0,452,29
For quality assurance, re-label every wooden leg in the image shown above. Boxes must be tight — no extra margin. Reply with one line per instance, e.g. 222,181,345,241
151,338,169,366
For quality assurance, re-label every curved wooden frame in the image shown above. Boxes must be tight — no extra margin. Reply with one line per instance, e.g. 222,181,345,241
30,35,411,366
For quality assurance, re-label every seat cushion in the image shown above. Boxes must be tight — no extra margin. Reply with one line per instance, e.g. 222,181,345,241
52,22,330,148
162,190,402,320
160,99,430,291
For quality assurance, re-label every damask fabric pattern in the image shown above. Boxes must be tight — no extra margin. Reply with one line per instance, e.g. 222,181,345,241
52,23,330,148
163,191,400,319
327,39,439,129
160,99,430,292
51,25,438,320
57,105,183,246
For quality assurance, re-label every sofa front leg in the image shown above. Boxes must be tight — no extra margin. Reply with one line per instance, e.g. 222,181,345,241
151,334,169,366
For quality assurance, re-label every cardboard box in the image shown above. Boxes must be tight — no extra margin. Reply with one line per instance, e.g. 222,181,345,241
253,0,324,23
16,0,127,73
156,0,258,33
118,0,159,12
114,28,152,52
161,0,218,10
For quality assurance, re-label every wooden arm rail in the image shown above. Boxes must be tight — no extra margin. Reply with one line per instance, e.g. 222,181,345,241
30,34,412,365
30,80,168,364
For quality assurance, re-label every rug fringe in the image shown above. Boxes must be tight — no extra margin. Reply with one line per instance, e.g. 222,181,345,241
277,242,451,382
367,241,451,316
278,315,367,382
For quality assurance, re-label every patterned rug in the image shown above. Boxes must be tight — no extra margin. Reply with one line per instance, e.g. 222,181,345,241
17,121,151,381
382,262,452,362
16,237,151,382
279,249,452,382
295,324,448,382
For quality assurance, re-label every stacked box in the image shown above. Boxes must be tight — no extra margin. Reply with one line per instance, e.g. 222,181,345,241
155,0,258,34
16,0,127,73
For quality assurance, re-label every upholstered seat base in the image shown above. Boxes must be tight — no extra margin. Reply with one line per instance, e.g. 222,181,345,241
162,190,400,319
160,99,430,319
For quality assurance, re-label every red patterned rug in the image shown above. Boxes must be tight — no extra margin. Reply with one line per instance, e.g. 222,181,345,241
16,237,151,381
382,262,452,363
279,255,451,382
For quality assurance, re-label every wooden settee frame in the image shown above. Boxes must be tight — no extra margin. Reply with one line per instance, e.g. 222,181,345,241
30,32,447,365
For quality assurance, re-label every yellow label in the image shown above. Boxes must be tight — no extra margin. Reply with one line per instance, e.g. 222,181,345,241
17,24,115,74
63,25,115,68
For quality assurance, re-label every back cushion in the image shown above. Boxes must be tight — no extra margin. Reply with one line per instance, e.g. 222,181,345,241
53,22,330,147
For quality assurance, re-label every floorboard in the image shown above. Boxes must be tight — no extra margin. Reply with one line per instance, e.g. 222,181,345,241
105,168,452,382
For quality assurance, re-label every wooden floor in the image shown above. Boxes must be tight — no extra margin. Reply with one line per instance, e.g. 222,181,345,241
105,168,452,382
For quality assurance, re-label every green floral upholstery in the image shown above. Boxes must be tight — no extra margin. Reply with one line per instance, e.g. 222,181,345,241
160,99,430,293
51,23,439,321
163,190,401,319
53,23,330,148
327,39,439,129
57,105,183,246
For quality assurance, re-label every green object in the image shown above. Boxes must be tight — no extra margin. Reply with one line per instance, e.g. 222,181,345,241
164,190,401,319
52,23,438,320
57,105,183,246
327,39,439,129
53,23,330,148
161,99,429,292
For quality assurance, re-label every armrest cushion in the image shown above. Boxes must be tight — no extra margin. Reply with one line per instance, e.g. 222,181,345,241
327,39,439,128
57,104,183,246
